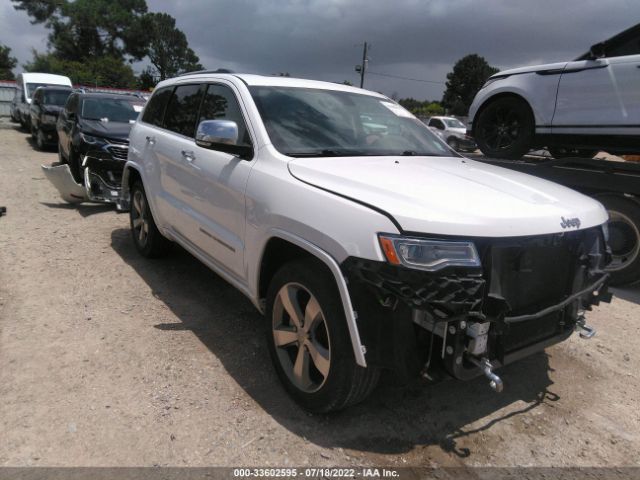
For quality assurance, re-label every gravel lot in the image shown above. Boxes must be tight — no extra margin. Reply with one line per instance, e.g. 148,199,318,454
1,122,639,468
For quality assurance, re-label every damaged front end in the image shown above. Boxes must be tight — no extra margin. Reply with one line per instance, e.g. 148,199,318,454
42,142,128,208
342,226,612,392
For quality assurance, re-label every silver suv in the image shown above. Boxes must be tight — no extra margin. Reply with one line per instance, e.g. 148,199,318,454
122,71,610,412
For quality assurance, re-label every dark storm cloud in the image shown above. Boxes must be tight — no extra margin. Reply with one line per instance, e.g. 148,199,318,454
2,0,639,98
146,0,640,98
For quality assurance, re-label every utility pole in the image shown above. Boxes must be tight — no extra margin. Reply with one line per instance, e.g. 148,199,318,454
355,42,368,88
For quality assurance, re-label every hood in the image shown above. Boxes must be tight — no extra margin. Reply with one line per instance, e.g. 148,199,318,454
79,119,132,142
288,156,608,237
493,61,568,78
42,105,64,115
448,127,468,136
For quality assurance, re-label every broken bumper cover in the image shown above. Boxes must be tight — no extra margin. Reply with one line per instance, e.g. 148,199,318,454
41,149,126,207
342,226,612,381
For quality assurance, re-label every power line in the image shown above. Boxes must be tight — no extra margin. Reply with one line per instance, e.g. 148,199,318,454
367,71,445,85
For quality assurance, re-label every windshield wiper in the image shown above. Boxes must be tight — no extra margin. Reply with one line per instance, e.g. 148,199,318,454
401,150,442,157
286,149,372,158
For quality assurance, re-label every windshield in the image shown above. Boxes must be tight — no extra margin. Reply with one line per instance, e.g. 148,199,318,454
444,118,465,128
80,98,144,123
249,86,451,157
26,83,50,99
43,90,71,106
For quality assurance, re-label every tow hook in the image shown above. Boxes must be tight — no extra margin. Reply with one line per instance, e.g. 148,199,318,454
468,356,504,393
575,316,596,339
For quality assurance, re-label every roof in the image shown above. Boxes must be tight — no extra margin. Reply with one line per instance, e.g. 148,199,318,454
160,72,387,98
18,73,72,86
74,92,145,101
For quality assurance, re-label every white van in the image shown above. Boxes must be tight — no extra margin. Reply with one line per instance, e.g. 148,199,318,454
14,73,72,130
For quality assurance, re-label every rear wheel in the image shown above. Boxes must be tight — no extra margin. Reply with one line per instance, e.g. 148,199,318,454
129,181,171,258
266,259,379,412
475,97,534,159
599,195,640,286
548,147,598,159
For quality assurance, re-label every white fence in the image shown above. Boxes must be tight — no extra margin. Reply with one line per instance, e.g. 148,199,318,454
0,81,16,117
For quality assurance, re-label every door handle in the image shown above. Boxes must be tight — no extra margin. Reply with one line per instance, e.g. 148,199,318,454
181,150,196,162
145,135,156,145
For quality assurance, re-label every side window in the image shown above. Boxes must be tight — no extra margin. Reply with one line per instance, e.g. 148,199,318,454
65,94,78,115
198,84,252,146
431,119,444,130
163,84,204,138
141,87,172,127
605,35,640,58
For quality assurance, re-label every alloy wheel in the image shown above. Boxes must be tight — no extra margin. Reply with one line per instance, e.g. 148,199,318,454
480,106,522,151
272,282,331,393
131,190,149,247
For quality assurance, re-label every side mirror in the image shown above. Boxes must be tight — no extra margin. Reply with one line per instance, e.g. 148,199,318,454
195,119,253,159
589,42,606,59
196,119,239,146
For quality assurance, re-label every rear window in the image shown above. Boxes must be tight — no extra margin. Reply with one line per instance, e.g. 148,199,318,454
163,84,204,138
142,87,172,127
43,90,72,106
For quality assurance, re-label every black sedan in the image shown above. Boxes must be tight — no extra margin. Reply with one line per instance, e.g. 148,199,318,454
57,92,144,202
29,86,72,150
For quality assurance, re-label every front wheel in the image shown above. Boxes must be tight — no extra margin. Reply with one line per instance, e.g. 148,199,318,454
600,196,640,286
447,137,460,151
475,97,534,159
35,128,46,151
266,259,379,413
129,181,172,258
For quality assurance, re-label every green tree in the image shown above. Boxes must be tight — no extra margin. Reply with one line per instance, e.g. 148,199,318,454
12,0,150,62
442,54,498,116
145,12,202,80
0,44,17,80
24,50,137,88
137,67,156,91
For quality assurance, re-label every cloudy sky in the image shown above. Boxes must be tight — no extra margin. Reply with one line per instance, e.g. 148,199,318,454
1,0,639,99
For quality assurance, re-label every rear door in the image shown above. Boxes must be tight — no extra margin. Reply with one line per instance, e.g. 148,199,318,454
151,83,207,244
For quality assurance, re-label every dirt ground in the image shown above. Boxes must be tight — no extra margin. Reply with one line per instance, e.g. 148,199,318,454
0,122,639,468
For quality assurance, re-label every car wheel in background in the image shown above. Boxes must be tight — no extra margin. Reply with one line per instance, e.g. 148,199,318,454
548,147,598,159
68,147,83,184
266,258,379,413
57,143,67,165
599,195,640,286
447,137,460,151
35,129,46,151
129,181,172,258
475,97,534,160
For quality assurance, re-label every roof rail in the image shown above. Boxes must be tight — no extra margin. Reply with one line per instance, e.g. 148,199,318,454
178,68,234,76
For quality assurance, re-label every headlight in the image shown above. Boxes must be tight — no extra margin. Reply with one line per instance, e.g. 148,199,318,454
378,234,481,271
481,76,506,89
80,132,104,145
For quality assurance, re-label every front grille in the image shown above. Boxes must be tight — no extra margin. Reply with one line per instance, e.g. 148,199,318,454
107,145,128,161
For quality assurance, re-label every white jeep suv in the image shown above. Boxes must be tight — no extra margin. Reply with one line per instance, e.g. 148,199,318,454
122,71,611,412
468,23,640,159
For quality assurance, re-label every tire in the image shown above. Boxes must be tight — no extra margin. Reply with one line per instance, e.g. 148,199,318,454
57,142,67,165
548,147,597,159
35,128,46,151
68,147,83,184
599,196,640,286
129,181,172,258
447,137,460,151
266,258,379,413
475,97,534,159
